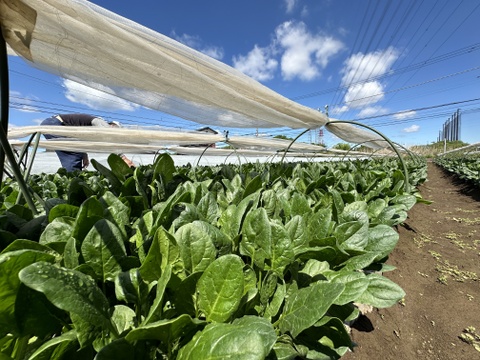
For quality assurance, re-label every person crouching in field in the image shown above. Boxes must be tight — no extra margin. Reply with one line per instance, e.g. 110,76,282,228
41,113,134,172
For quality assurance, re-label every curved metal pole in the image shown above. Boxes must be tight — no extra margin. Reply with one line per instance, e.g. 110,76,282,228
0,33,38,213
195,144,215,168
0,31,8,181
280,128,310,163
223,142,244,167
17,132,39,170
326,120,411,192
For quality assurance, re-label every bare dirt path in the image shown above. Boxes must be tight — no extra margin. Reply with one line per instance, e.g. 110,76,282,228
343,162,480,360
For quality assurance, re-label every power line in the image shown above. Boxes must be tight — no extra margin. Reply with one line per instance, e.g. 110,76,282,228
290,42,480,101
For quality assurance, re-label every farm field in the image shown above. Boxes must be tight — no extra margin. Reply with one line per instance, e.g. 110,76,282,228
2,155,478,359
344,162,480,360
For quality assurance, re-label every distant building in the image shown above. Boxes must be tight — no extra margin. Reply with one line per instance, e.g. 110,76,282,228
186,127,219,148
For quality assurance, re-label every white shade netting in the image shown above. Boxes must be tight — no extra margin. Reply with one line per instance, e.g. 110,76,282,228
0,0,387,149
8,126,376,157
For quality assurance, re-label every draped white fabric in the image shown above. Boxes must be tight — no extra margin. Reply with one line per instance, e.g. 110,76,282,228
1,0,386,148
8,126,376,156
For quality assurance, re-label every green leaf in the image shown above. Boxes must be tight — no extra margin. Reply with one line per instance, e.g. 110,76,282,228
243,175,263,199
16,215,46,241
91,159,123,193
309,316,353,354
271,341,299,360
290,193,311,217
177,317,275,360
330,188,344,222
48,204,79,222
218,192,259,240
1,239,56,255
335,211,369,252
100,191,130,238
108,153,134,181
139,227,164,283
111,305,136,335
133,210,156,262
15,284,65,337
364,225,399,259
367,198,387,219
0,250,55,336
241,208,271,269
175,222,217,274
330,272,369,305
144,265,171,324
269,222,295,274
95,338,135,360
390,194,417,211
232,316,277,351
64,237,79,269
197,192,219,224
306,208,332,246
28,330,78,360
196,254,245,323
264,282,286,320
153,153,176,184
72,197,104,243
340,252,379,272
71,312,101,349
114,269,148,306
0,230,16,250
260,272,278,305
19,262,111,328
357,273,405,308
158,227,183,275
223,174,244,205
172,203,203,230
286,215,308,253
261,189,277,217
81,219,127,282
170,272,202,317
278,282,344,338
39,218,74,245
127,313,205,343
191,220,233,256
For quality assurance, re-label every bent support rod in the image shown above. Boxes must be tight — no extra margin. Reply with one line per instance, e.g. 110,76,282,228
327,120,411,192
280,128,310,163
0,32,37,213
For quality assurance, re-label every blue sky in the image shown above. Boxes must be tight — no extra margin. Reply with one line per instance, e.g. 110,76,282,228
7,0,480,147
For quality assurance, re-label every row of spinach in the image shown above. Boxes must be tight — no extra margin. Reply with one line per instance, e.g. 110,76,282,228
0,155,427,359
435,154,480,187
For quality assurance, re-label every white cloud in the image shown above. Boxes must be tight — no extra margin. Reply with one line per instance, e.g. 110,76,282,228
403,124,420,133
343,81,384,108
394,110,416,120
300,6,309,17
341,47,399,85
10,90,40,113
285,0,298,13
232,20,342,82
330,105,349,115
232,45,278,81
171,31,224,60
275,21,344,81
62,79,139,111
357,106,388,118
338,47,399,112
201,46,225,60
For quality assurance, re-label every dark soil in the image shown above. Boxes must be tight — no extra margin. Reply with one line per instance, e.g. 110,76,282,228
343,162,480,360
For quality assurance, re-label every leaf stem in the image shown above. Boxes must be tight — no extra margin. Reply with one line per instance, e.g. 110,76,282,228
12,336,29,360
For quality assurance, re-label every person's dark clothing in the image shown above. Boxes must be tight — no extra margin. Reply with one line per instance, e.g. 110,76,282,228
54,113,98,126
41,114,103,172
